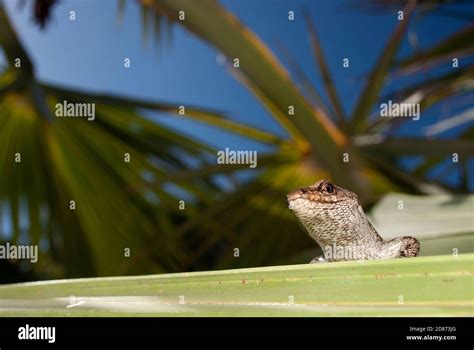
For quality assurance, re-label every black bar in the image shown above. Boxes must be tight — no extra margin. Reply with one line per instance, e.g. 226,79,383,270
0,317,471,346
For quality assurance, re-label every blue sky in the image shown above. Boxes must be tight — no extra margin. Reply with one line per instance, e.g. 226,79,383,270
2,0,473,189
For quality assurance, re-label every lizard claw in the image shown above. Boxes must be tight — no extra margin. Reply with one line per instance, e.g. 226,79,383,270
309,256,327,264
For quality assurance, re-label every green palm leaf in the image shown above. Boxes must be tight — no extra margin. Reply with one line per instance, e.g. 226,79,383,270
0,254,471,316
303,10,345,125
350,0,417,131
143,0,351,183
395,23,474,74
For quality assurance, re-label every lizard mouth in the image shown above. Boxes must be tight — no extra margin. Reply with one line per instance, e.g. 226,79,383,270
287,190,302,202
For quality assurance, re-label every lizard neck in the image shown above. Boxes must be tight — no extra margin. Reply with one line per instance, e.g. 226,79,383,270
306,204,386,261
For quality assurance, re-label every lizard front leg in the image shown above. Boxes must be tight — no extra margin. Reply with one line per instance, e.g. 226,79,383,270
309,256,327,264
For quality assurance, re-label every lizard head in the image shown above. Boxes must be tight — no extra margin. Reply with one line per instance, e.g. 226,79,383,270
287,179,361,245
287,179,357,206
287,179,359,227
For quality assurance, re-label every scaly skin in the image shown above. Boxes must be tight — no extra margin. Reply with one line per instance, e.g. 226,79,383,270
287,179,420,262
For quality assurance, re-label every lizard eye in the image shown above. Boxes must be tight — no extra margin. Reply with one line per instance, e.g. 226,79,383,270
325,184,334,193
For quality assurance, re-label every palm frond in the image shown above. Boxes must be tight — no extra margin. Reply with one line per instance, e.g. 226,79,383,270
303,10,346,125
142,0,352,184
395,23,474,74
350,0,417,131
